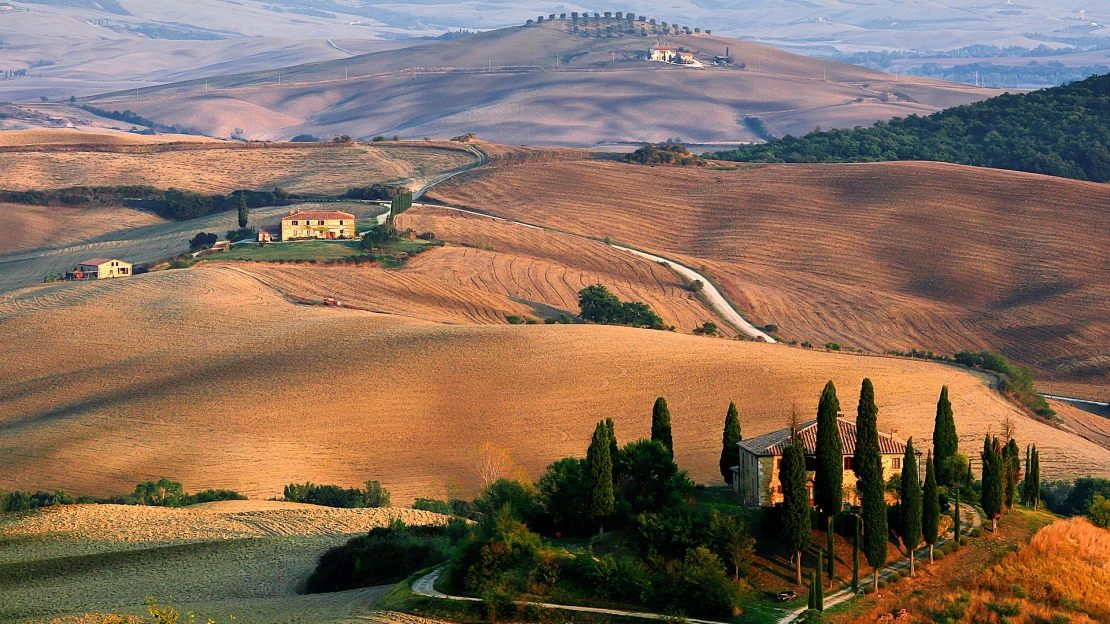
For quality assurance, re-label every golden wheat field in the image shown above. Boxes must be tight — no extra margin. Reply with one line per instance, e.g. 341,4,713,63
1,266,1105,508
426,158,1110,400
0,501,446,621
0,203,165,256
0,142,477,194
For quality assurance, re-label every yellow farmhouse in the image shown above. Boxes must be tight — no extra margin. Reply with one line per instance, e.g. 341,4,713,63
73,258,132,280
280,209,357,241
731,417,920,507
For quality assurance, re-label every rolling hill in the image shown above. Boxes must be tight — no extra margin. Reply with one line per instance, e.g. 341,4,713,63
425,155,1110,401
712,72,1110,182
82,21,1001,145
1,266,1106,508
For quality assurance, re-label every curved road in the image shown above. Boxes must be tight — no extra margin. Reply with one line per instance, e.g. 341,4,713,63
389,195,774,342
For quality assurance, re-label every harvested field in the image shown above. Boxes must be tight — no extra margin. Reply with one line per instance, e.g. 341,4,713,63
0,501,448,546
0,203,164,256
0,267,1106,511
0,142,478,194
427,158,1110,399
1049,399,1110,451
0,500,442,621
0,128,219,147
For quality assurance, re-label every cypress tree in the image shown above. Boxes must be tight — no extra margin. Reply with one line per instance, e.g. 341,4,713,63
1003,438,1021,509
605,417,618,471
1021,445,1031,505
814,381,843,524
815,549,825,610
827,520,836,583
855,379,887,591
899,438,922,576
720,401,742,484
650,397,673,456
852,514,860,594
586,421,614,536
922,451,940,564
780,437,811,586
808,572,816,609
953,486,961,550
1031,446,1041,510
964,461,973,488
933,386,958,485
237,192,249,228
981,435,1004,532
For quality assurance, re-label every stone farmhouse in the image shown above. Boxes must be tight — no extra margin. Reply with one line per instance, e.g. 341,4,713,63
650,47,677,62
260,209,357,242
731,417,920,507
70,258,132,280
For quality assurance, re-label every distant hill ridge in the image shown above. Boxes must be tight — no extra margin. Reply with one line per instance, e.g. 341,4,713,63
712,72,1110,182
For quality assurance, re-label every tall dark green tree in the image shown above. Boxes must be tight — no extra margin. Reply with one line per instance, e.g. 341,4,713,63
237,192,248,228
981,435,1004,531
1003,438,1021,510
826,522,835,583
933,386,958,485
1022,445,1032,506
651,397,673,456
814,380,843,523
899,438,922,576
586,421,614,536
922,451,940,564
720,402,742,485
815,549,825,610
851,514,860,594
780,437,811,586
1029,445,1041,510
855,379,887,591
605,417,619,474
952,486,961,550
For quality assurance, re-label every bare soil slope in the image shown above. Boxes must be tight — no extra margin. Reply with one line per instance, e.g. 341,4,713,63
427,157,1110,400
84,23,999,145
1,267,1105,507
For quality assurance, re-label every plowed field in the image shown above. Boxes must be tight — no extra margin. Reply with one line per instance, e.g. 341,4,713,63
0,203,164,256
426,158,1110,399
0,142,477,194
1,266,1105,509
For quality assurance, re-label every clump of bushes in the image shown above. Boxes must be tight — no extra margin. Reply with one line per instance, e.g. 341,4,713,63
189,232,218,249
3,490,76,513
2,478,245,512
283,480,390,508
344,184,406,200
578,284,664,329
954,350,1055,418
306,519,466,592
624,143,703,166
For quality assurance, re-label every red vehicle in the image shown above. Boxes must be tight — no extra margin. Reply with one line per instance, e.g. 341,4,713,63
324,297,340,307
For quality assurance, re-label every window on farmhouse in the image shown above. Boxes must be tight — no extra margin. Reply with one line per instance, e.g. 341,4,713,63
292,221,298,225
843,456,853,470
318,220,324,225
892,457,901,470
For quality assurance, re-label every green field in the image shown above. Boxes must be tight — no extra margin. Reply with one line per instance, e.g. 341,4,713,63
217,238,433,264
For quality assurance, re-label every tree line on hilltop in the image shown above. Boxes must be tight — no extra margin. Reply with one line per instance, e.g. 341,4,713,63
710,72,1110,183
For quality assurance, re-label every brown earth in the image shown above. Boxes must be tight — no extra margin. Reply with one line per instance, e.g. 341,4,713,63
84,23,999,145
1,266,1105,507
0,128,220,147
0,203,165,256
426,157,1110,400
0,141,478,194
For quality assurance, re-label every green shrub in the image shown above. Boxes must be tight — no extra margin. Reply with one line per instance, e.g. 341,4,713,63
987,600,1022,616
578,284,664,329
1086,494,1110,528
283,481,390,508
800,609,825,624
506,315,525,325
306,520,462,592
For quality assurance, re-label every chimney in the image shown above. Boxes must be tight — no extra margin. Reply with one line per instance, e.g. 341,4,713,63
289,209,296,215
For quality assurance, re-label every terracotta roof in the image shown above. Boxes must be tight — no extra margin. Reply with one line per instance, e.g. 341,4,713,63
738,417,918,457
258,225,281,233
78,258,123,266
282,210,355,221
652,47,676,52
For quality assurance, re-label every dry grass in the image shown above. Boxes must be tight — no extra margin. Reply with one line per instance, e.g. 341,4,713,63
0,203,165,257
427,157,1110,400
0,267,1105,508
964,517,1110,623
0,142,477,194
